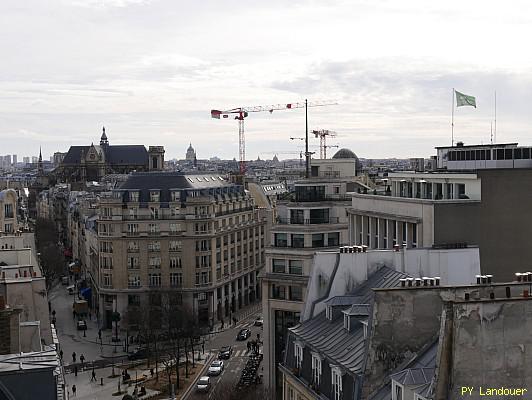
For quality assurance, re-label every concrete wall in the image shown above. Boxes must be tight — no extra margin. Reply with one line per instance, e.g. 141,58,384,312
476,169,532,281
449,299,532,400
434,202,480,246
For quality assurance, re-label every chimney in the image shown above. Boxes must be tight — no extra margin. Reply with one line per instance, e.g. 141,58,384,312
407,278,414,287
481,275,488,285
476,275,481,284
400,278,407,287
422,277,429,286
486,275,493,284
415,278,422,287
516,273,523,282
434,277,441,286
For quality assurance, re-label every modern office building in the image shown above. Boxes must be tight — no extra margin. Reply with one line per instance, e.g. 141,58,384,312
347,142,532,281
262,149,368,394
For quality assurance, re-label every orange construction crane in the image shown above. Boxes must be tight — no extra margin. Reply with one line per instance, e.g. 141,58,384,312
211,100,336,174
312,129,337,159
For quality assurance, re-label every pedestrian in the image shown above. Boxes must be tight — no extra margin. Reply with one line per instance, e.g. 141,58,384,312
72,352,76,363
52,309,56,317
72,384,77,396
150,368,154,377
74,365,78,377
202,342,205,354
80,354,85,367
220,319,224,330
73,310,77,320
98,329,102,341
90,369,96,382
59,350,63,360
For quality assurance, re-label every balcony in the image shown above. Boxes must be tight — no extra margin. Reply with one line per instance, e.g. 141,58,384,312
276,217,340,225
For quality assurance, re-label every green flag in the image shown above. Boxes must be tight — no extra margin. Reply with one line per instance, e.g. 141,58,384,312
455,90,476,108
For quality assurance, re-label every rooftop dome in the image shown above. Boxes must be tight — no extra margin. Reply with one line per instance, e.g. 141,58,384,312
332,148,358,159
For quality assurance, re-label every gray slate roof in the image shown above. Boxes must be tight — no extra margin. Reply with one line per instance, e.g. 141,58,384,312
324,295,363,307
288,266,408,375
62,144,148,165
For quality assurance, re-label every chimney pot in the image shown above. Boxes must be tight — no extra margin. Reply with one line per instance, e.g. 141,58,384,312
407,278,413,287
481,275,488,285
528,272,532,282
361,245,368,253
486,274,493,284
400,279,406,287
415,278,422,287
516,273,522,282
429,278,435,286
476,275,481,284
434,277,441,286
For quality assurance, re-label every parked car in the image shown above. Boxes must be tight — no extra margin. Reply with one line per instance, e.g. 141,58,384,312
196,376,211,392
61,276,69,285
76,320,87,331
236,328,251,341
218,346,233,360
207,360,224,376
67,285,75,295
254,316,263,327
127,347,148,361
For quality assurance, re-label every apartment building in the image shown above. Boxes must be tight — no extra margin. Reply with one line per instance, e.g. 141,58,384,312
262,149,368,394
348,142,532,281
0,189,18,234
93,172,266,329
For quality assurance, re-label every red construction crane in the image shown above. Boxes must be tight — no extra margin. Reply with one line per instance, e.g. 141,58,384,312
211,101,336,174
312,129,337,159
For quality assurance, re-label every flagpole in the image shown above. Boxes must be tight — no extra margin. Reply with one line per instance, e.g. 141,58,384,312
494,90,497,143
451,88,455,146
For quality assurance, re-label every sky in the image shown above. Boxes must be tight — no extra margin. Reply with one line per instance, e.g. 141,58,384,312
2,0,532,160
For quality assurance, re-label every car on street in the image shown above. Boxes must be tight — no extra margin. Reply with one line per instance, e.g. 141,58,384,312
67,285,75,295
76,320,87,331
236,328,251,341
218,346,233,359
196,376,211,392
127,347,148,361
207,360,224,376
254,315,263,327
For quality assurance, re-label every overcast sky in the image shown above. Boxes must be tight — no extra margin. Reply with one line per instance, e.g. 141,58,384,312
2,0,532,160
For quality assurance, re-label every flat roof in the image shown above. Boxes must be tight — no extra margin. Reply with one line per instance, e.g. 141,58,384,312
435,143,518,149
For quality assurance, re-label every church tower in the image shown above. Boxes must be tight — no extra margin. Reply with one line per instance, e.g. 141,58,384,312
148,146,165,171
38,147,44,176
100,126,109,146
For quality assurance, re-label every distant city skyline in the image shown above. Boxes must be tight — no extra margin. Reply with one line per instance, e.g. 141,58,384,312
3,1,532,160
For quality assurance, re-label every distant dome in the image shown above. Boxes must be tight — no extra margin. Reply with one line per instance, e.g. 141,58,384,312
332,148,357,159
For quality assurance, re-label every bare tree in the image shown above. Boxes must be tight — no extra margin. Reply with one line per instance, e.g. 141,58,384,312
35,217,65,290
210,380,274,400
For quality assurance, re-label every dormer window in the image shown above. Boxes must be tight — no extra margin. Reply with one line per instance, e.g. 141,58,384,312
311,352,323,386
150,191,160,202
392,380,404,400
171,191,180,202
294,342,303,369
331,366,343,400
362,320,368,339
129,191,139,202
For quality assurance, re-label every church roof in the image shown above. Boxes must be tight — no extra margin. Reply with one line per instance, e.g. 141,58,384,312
332,148,358,159
62,145,148,165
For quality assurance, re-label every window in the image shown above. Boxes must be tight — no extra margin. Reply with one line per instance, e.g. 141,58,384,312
309,208,329,224
294,343,303,369
291,234,305,248
148,241,160,252
150,191,160,202
149,257,161,268
4,203,13,218
127,223,139,235
272,259,286,273
274,233,288,247
327,232,340,247
99,223,113,236
457,183,466,197
331,367,343,400
170,256,182,269
128,275,141,288
150,207,159,219
289,286,303,301
392,381,404,400
127,241,139,252
4,224,13,233
311,233,324,248
103,273,112,288
171,191,180,201
169,240,182,251
128,295,141,306
149,273,161,287
127,256,139,269
290,209,304,224
271,284,286,299
100,255,113,269
289,260,303,275
170,272,183,287
311,353,322,386
99,241,113,253
170,223,181,233
129,191,139,202
129,208,138,220
149,223,159,235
